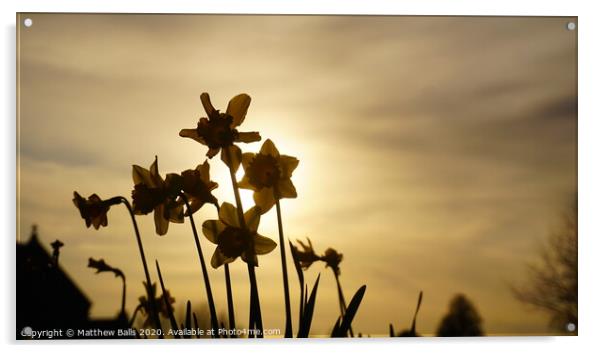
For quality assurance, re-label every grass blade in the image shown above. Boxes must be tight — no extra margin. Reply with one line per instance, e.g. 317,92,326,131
332,285,367,337
410,291,423,335
184,300,192,338
389,323,395,337
297,274,320,338
330,316,341,337
289,240,305,333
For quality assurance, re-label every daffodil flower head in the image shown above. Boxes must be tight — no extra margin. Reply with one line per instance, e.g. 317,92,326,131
131,156,184,235
180,160,219,216
138,281,157,313
291,238,321,270
239,139,299,213
138,282,175,327
88,257,124,278
158,289,176,317
73,192,119,230
202,202,277,268
322,248,344,276
179,92,261,171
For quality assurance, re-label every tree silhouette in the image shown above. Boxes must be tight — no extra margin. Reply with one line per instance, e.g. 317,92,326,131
512,197,577,333
436,294,483,336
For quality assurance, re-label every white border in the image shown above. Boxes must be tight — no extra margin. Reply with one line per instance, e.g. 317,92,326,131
3,1,601,353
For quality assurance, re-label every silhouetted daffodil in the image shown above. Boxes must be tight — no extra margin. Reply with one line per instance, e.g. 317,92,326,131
291,238,321,270
132,156,184,235
73,192,119,229
239,139,299,213
179,92,261,171
88,258,124,278
138,282,175,327
202,202,277,268
181,160,219,216
322,248,344,276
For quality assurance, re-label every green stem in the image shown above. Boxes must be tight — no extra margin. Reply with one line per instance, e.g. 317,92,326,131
224,148,263,338
224,263,237,335
334,271,354,337
118,197,163,337
275,196,293,337
181,194,219,337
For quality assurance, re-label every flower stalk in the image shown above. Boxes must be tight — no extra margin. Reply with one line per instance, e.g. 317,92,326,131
118,197,164,336
333,270,354,337
224,263,237,334
181,194,219,336
120,274,127,316
225,147,264,338
275,195,293,337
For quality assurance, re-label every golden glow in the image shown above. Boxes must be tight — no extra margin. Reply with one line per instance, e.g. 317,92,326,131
17,14,577,336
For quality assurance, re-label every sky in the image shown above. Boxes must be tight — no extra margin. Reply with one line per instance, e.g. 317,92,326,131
17,14,577,336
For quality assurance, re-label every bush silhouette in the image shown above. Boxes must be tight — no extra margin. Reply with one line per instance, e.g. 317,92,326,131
436,294,483,336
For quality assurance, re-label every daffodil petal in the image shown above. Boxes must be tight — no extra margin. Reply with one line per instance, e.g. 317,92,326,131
72,191,83,207
244,206,261,232
207,147,220,159
179,128,206,145
238,175,255,191
202,220,224,244
200,92,217,117
221,145,242,172
259,139,280,157
253,187,276,214
219,202,240,228
211,249,234,269
132,165,153,186
226,93,251,127
154,205,169,236
241,153,254,171
278,179,298,199
280,155,299,178
254,233,277,255
197,160,211,183
149,156,164,186
169,203,185,223
236,131,261,143
184,199,201,216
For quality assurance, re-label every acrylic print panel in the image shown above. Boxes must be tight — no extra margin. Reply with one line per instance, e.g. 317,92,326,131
16,13,577,339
